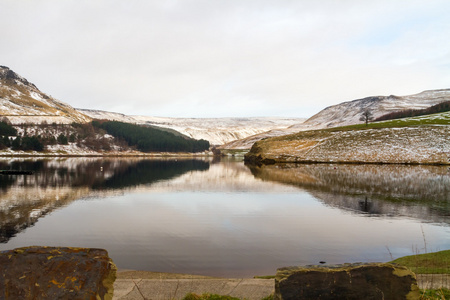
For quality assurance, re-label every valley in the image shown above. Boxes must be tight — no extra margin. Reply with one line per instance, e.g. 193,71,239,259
1,65,449,164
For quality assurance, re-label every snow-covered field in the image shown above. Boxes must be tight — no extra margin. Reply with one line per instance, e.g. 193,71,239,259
246,125,450,165
79,109,305,145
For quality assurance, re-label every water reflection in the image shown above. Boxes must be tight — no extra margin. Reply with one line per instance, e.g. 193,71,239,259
0,158,210,191
248,164,450,224
0,158,449,277
0,158,210,243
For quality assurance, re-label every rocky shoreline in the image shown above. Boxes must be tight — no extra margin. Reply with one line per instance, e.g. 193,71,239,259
1,246,449,300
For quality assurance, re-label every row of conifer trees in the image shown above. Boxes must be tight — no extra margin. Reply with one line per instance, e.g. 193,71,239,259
0,119,210,153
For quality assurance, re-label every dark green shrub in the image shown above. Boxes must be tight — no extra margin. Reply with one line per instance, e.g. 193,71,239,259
11,136,21,150
0,121,17,136
57,134,68,145
22,136,44,151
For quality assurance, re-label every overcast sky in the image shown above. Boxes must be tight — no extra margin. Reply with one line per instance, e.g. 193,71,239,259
1,0,449,118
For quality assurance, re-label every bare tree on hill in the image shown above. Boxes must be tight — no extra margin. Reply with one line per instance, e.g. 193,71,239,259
359,109,374,126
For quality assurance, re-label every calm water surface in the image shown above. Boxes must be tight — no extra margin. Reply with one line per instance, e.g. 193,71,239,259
0,157,449,277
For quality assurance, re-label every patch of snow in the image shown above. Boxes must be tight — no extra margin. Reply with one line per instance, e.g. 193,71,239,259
293,89,450,130
78,109,305,145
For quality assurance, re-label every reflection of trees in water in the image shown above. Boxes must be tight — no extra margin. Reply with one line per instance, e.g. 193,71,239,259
0,158,210,191
0,159,106,193
92,159,209,190
359,196,373,213
249,164,450,223
0,158,210,244
0,176,15,192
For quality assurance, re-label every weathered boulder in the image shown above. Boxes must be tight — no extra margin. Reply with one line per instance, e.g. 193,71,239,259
275,263,420,300
0,246,117,300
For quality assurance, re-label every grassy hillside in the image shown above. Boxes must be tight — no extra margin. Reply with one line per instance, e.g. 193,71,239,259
330,111,450,131
245,112,450,165
391,250,450,275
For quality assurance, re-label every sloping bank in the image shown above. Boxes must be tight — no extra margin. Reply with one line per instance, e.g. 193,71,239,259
244,125,450,165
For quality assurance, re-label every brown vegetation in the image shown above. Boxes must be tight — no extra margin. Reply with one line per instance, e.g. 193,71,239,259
375,101,450,122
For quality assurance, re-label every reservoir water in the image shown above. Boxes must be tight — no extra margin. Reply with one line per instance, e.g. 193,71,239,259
0,157,449,277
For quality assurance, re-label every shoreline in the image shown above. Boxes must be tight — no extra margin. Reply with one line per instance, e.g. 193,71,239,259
116,270,220,280
2,151,449,165
0,151,215,158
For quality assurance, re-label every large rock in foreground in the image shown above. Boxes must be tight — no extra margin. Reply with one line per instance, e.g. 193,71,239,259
0,246,117,300
275,263,420,300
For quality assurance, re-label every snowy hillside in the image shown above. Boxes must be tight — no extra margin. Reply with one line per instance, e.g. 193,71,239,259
132,115,305,146
0,66,91,124
293,89,450,130
219,127,301,149
78,109,305,145
220,89,450,149
2,65,449,148
0,66,303,146
245,124,450,165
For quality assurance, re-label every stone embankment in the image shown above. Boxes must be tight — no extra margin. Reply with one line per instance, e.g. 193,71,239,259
244,126,450,165
1,246,448,299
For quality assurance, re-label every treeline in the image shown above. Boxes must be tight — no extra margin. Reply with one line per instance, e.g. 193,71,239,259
0,121,112,151
0,120,17,136
0,119,210,153
0,130,73,152
374,101,450,122
93,120,210,153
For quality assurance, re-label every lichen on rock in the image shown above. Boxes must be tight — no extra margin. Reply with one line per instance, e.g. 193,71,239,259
274,263,420,300
0,246,117,300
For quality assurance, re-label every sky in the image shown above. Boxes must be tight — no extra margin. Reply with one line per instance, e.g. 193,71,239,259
1,0,449,118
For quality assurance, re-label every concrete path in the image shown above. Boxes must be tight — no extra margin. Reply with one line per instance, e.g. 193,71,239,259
416,274,450,290
113,278,274,300
113,271,450,300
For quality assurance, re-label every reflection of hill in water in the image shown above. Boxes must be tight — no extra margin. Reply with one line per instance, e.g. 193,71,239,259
92,159,209,190
0,158,210,243
0,186,90,243
149,159,296,192
249,164,450,224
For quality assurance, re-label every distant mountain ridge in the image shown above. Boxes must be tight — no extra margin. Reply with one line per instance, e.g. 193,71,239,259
0,66,91,124
1,65,449,147
294,89,450,130
0,66,304,145
79,108,304,145
224,89,450,149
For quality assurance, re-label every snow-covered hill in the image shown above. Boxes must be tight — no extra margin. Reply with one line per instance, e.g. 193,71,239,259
219,127,301,149
245,124,450,165
0,66,91,124
132,115,305,146
223,89,450,149
0,66,303,145
79,109,305,145
293,89,450,130
2,66,449,148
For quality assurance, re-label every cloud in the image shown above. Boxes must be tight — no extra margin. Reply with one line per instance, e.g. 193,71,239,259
1,0,449,117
